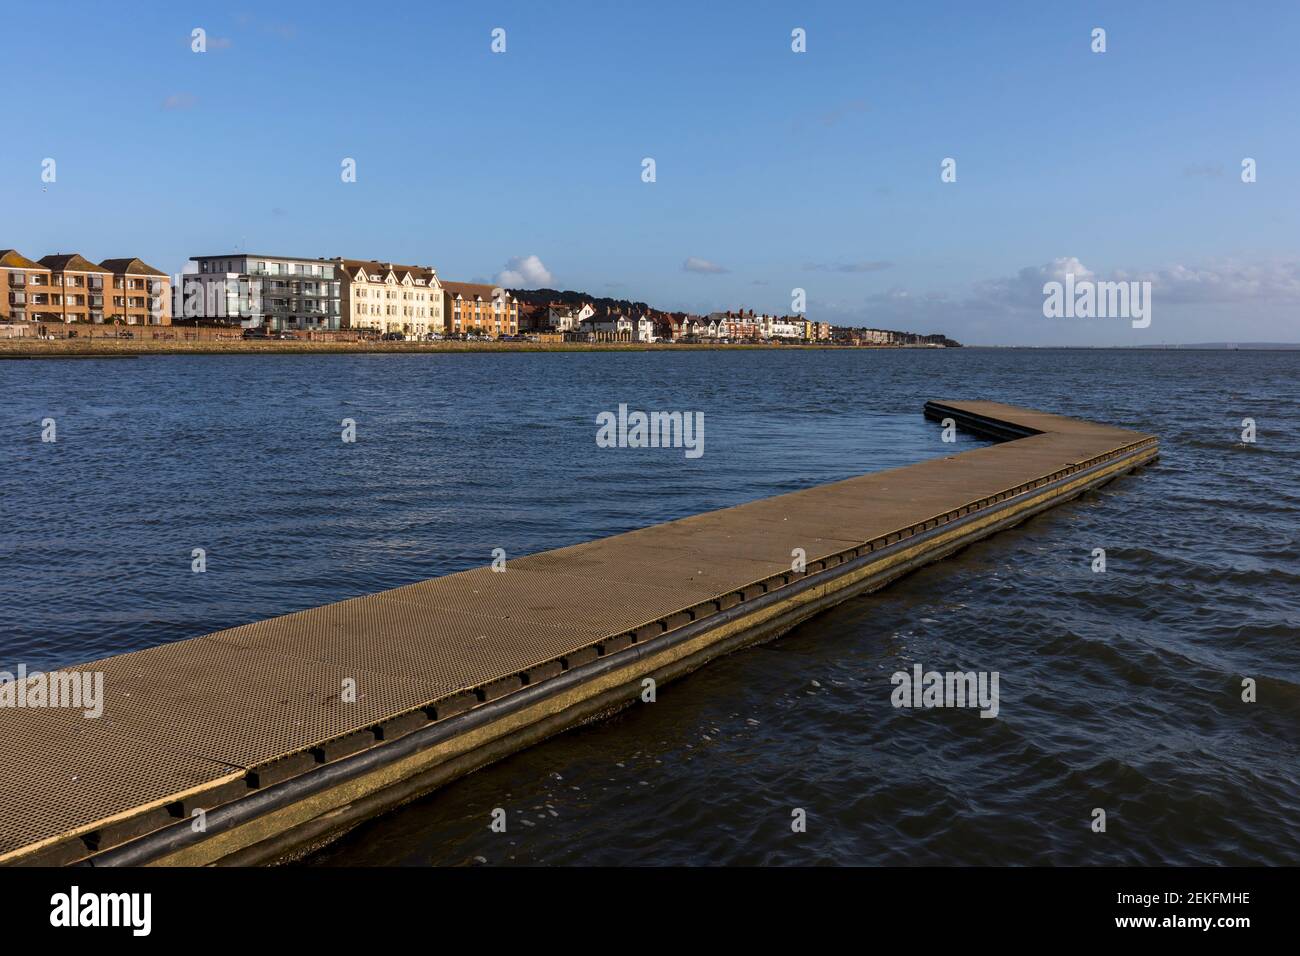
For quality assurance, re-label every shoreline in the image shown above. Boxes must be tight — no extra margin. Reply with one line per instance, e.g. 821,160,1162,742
0,338,911,359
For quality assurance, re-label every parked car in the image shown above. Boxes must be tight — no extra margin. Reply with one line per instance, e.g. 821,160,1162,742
381,332,405,341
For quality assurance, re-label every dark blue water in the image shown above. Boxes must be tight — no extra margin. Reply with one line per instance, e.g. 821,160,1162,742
2,349,1296,865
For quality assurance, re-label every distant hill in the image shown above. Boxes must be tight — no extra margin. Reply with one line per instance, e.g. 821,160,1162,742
508,287,691,322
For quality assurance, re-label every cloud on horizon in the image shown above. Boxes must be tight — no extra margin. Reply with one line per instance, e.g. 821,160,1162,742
496,254,553,288
684,256,728,274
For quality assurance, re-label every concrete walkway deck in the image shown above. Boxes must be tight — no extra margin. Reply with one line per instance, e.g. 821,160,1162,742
0,400,1158,866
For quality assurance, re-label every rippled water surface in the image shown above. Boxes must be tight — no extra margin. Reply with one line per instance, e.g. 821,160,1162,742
1,349,1296,865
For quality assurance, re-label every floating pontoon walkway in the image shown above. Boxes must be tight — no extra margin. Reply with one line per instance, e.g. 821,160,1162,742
0,401,1157,866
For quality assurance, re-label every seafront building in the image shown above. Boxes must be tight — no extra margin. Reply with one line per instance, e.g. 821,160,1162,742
0,250,171,326
100,258,171,325
442,281,519,337
0,250,44,324
334,259,442,337
34,254,111,324
831,326,953,347
577,309,658,342
546,302,595,332
186,254,341,331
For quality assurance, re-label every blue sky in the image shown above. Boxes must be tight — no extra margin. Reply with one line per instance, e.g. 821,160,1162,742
4,0,1298,344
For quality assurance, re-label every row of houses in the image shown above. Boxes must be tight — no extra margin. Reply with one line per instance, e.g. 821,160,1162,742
0,250,170,326
2,247,953,346
830,326,956,347
0,249,521,337
531,303,833,344
185,254,519,337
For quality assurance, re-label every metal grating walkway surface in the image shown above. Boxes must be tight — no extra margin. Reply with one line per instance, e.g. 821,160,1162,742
0,401,1157,859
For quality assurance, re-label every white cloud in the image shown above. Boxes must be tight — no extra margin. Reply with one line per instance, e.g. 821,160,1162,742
684,256,728,274
496,255,553,288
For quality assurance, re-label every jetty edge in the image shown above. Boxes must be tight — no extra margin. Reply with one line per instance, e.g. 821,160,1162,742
0,400,1157,866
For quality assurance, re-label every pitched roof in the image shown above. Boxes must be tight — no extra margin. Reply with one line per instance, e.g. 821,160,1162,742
442,280,515,301
336,258,437,284
99,257,167,277
38,253,110,274
0,250,43,270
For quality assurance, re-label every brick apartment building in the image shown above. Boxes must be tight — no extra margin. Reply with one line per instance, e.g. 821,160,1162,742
0,250,45,323
37,254,110,324
1,250,171,325
443,281,519,337
100,258,171,325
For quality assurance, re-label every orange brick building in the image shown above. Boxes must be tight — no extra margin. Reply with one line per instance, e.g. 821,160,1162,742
100,258,171,325
1,251,171,326
33,254,112,324
442,281,519,337
0,250,47,323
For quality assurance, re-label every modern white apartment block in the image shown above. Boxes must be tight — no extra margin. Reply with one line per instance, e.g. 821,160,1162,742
185,254,341,330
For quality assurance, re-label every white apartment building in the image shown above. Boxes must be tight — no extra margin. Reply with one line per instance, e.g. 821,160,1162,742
336,259,443,336
186,254,341,330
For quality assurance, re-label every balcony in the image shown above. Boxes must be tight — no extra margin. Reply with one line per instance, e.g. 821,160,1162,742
8,275,25,287
8,292,24,305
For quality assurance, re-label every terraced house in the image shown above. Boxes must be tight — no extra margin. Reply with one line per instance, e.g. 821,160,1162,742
33,254,111,324
0,250,46,323
335,259,443,336
100,258,171,325
442,281,518,337
1,250,172,326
